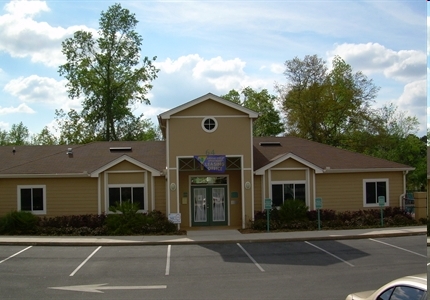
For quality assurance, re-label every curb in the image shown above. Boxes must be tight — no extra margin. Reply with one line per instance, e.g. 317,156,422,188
0,231,425,247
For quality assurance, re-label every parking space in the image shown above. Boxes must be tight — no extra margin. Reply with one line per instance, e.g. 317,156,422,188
0,235,426,299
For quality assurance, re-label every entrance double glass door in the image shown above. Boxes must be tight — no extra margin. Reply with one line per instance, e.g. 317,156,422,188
192,186,227,226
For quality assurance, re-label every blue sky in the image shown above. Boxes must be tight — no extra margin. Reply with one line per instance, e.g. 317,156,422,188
0,0,427,138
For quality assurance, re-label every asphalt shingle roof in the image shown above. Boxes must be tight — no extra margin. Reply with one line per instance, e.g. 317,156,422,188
0,137,412,176
0,141,166,175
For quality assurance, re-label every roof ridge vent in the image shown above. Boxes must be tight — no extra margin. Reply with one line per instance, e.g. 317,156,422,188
110,146,132,152
259,142,281,146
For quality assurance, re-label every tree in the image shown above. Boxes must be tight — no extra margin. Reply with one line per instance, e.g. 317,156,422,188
8,122,29,145
277,55,379,146
31,127,58,145
58,3,159,141
221,87,284,136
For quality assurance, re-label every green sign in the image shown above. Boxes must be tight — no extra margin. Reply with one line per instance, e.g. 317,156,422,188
315,197,322,209
264,198,272,210
378,196,385,207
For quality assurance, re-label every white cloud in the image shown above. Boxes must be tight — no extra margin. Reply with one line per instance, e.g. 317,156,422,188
0,103,35,115
0,1,94,67
4,0,49,17
0,121,8,130
327,43,426,83
4,75,67,104
269,64,284,74
397,79,426,135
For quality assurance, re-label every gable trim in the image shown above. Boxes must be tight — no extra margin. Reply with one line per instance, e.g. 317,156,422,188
158,93,259,120
90,155,162,177
255,153,324,175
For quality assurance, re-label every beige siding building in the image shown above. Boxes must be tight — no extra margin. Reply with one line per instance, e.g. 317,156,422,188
0,93,415,228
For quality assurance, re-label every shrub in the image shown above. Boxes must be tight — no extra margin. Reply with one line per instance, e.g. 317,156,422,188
105,201,146,235
0,211,39,234
278,200,308,223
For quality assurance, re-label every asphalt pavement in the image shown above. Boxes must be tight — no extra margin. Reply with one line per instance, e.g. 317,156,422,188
0,225,426,246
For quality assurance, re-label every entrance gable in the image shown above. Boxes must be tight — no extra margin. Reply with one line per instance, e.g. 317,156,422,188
255,153,324,175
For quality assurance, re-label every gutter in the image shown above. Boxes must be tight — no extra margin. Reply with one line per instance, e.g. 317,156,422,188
0,172,91,178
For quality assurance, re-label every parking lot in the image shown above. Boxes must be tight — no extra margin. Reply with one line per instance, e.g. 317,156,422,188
0,235,426,299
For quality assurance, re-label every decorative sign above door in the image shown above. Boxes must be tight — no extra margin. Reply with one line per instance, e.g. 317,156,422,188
194,155,226,173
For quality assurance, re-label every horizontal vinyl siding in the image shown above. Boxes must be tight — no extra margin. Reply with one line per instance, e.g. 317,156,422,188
107,172,145,184
0,179,19,216
315,172,404,211
0,178,98,217
253,175,262,211
46,178,98,216
271,170,306,181
154,177,166,213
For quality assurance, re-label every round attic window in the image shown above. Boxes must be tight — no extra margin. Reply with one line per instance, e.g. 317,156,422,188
202,117,218,133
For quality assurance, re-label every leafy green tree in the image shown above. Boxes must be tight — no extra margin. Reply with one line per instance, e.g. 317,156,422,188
0,129,8,146
31,126,58,145
55,109,99,144
115,114,162,141
277,55,379,146
58,3,159,141
8,122,29,145
221,87,284,136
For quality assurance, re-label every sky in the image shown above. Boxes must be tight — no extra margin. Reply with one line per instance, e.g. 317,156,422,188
0,0,427,138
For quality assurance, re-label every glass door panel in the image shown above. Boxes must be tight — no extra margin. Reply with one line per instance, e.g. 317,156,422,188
212,187,225,222
193,188,207,223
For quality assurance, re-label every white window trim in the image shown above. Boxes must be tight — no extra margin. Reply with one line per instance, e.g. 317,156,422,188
107,184,146,213
363,178,389,207
271,180,307,207
201,117,218,133
17,185,47,215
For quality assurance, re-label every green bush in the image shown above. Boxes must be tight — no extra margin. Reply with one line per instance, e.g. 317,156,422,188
105,201,146,235
0,211,39,234
278,200,308,223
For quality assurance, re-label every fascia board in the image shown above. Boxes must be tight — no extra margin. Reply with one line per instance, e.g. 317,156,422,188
0,173,90,178
321,167,415,174
158,93,258,119
90,155,162,177
255,153,324,175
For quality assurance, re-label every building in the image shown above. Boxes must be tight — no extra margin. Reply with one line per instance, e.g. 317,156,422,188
0,93,414,228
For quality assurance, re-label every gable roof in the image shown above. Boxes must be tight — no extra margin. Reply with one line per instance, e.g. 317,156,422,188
254,136,413,173
158,93,259,120
157,93,259,139
0,141,166,177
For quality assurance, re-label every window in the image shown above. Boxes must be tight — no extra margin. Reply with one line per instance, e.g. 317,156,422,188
363,179,388,207
377,286,425,300
272,183,306,207
17,185,46,215
202,117,218,132
108,186,145,210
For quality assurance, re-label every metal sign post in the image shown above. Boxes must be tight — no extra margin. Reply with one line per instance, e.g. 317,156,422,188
315,198,322,230
378,196,385,226
264,198,272,232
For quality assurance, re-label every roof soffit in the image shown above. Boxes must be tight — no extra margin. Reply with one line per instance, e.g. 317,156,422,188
90,155,162,177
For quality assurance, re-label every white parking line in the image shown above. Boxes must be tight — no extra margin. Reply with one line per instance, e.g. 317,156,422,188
0,246,32,264
165,245,171,276
237,243,265,272
369,239,427,258
305,241,354,267
70,246,102,276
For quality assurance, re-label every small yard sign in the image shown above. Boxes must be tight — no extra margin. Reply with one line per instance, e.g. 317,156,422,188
264,198,272,210
378,196,385,207
264,198,272,232
168,213,181,224
315,197,322,209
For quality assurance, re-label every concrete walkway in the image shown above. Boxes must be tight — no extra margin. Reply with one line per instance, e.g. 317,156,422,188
0,226,426,246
